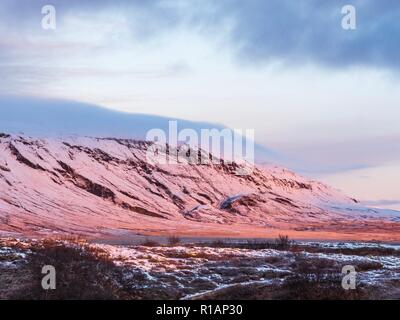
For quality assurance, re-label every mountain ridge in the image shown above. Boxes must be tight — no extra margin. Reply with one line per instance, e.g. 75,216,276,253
1,133,399,241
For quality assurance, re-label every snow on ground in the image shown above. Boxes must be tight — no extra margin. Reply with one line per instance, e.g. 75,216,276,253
0,244,28,269
93,242,400,295
1,238,399,298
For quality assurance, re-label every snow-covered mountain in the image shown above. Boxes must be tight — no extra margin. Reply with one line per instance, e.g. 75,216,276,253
0,133,399,241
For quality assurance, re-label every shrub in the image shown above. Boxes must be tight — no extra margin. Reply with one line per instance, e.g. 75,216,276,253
140,239,160,247
168,236,181,246
277,254,368,300
210,240,227,248
10,242,121,300
275,235,291,250
353,261,384,272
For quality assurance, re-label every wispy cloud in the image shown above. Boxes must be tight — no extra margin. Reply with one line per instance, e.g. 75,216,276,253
362,199,400,207
277,135,400,174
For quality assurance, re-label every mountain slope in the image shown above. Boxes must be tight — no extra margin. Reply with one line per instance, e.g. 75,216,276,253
0,133,399,241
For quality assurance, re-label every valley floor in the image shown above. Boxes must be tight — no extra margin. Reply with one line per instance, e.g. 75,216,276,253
1,237,399,300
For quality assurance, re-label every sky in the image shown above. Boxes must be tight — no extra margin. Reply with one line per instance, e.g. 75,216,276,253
0,0,400,209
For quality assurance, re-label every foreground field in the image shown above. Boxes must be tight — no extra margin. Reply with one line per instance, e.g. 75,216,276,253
1,238,399,300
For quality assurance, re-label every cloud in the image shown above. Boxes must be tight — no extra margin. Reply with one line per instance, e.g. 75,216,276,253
361,199,400,211
211,0,400,70
362,199,400,206
0,95,276,163
0,0,183,36
276,134,400,174
1,0,399,72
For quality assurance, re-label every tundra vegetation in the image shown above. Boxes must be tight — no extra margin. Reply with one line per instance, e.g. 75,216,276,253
0,236,399,300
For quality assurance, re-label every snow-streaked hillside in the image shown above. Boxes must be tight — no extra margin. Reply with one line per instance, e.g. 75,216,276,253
0,133,399,241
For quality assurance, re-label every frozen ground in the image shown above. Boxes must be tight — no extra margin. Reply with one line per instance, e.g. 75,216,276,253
0,238,399,299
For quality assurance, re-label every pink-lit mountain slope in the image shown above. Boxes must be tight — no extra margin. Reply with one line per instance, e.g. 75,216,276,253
0,133,399,241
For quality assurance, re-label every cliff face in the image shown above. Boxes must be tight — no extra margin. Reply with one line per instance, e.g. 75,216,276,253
0,133,399,241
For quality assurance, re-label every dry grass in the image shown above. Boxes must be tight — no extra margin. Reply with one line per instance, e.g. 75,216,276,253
202,235,294,250
0,237,396,300
140,239,160,247
195,254,372,300
276,254,369,300
1,239,185,300
9,241,121,299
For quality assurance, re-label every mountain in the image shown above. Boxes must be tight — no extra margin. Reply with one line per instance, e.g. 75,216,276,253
0,133,399,241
